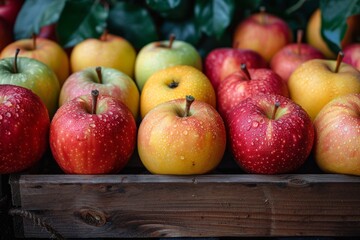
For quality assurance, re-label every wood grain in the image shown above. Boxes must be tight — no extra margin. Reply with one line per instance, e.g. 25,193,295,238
9,174,360,238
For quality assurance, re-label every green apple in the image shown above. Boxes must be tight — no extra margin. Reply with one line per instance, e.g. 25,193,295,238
0,49,60,117
135,35,202,91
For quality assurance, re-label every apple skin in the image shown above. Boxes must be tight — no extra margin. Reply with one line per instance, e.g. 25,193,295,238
288,59,360,121
204,48,267,91
227,94,314,174
138,97,226,175
140,65,216,118
270,43,325,83
70,33,136,79
38,24,58,42
217,68,289,121
135,39,202,91
59,66,140,119
1,37,70,86
314,93,360,176
343,43,360,71
50,93,137,174
233,11,292,62
0,17,12,51
0,56,60,117
0,84,50,174
0,0,24,28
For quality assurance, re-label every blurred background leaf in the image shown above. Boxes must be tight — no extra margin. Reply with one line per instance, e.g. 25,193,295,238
146,0,193,20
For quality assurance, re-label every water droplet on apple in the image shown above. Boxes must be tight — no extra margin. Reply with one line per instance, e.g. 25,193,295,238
6,131,11,135
90,123,96,128
5,112,11,118
180,156,185,160
4,101,12,107
183,130,188,135
0,115,2,120
252,121,259,128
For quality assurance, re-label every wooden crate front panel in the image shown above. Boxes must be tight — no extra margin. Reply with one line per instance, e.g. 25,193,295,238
9,174,360,238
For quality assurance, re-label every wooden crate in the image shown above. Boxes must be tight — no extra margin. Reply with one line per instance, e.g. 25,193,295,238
8,152,360,239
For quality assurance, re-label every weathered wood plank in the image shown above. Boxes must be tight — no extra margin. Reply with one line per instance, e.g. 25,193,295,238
9,174,360,238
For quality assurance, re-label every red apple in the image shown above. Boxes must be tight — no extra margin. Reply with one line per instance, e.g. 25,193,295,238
50,90,137,174
0,84,50,174
233,7,293,62
38,24,58,42
138,95,226,175
59,66,140,119
270,30,325,83
227,94,314,174
217,64,289,121
0,17,12,51
204,48,267,91
0,0,24,28
343,43,360,71
314,93,360,176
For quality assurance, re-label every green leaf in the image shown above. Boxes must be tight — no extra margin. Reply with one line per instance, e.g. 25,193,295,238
146,0,193,20
194,0,235,39
57,0,108,48
320,0,360,53
14,0,66,40
107,1,158,49
160,19,200,45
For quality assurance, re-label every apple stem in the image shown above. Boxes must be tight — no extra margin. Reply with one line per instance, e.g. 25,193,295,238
32,33,37,50
96,66,102,84
260,6,267,25
272,102,281,120
91,89,99,114
100,29,108,41
13,48,20,73
240,63,251,80
184,95,195,117
297,29,303,55
169,34,176,49
334,51,344,73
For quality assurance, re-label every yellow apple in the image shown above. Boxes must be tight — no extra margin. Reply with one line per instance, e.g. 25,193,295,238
70,32,136,78
140,65,216,118
288,53,360,121
0,36,69,86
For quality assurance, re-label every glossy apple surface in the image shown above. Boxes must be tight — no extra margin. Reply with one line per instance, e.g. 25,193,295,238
314,93,360,176
0,0,24,28
135,36,202,91
0,54,60,117
138,96,226,175
0,17,12,51
204,48,267,91
227,94,314,174
0,84,49,174
1,36,70,86
50,91,137,174
233,9,292,62
343,43,360,71
288,57,360,121
217,66,288,120
140,65,215,118
59,66,140,119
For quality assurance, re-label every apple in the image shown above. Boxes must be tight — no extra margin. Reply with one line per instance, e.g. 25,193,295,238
135,34,202,91
0,0,24,28
204,48,267,91
288,51,360,121
59,66,140,119
0,84,50,174
217,64,289,121
343,43,360,71
140,65,216,118
38,24,58,42
314,93,360,176
50,90,137,174
227,94,314,174
0,17,12,52
270,30,325,83
138,95,226,175
70,31,136,78
233,7,293,62
1,35,70,86
306,9,356,59
0,49,60,117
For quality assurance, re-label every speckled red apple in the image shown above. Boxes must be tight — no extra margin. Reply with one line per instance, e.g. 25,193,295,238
217,64,288,121
314,93,360,176
0,84,50,174
227,94,314,174
50,90,137,174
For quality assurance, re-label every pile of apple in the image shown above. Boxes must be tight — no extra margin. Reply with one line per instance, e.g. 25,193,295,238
1,6,360,176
